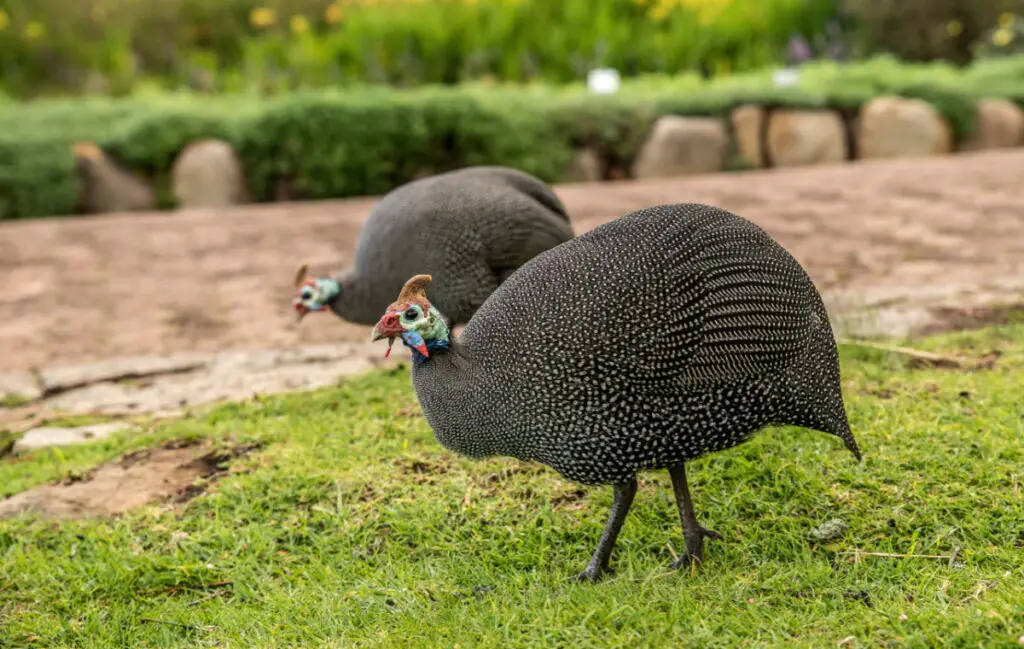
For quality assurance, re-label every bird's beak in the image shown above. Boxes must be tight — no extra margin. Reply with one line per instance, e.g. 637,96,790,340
293,300,310,324
371,312,404,358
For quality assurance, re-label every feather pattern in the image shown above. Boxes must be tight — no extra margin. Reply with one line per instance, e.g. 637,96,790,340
409,203,860,485
328,166,574,325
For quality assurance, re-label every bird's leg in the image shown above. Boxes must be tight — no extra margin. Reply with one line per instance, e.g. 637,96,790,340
572,478,638,583
668,464,722,569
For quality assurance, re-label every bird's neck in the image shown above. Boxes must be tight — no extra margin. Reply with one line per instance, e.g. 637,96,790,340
328,274,380,324
410,337,501,459
410,338,451,365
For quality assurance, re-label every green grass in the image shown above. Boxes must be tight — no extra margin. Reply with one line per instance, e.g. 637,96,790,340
1,323,1023,648
0,394,32,409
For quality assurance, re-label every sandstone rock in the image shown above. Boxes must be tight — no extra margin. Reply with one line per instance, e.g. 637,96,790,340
960,98,1024,151
858,97,952,159
13,422,130,454
767,109,848,166
74,143,157,214
171,139,249,209
564,147,603,183
38,354,209,395
632,116,727,178
0,370,42,403
730,104,765,168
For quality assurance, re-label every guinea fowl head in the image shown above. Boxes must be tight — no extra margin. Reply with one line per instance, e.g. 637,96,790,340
291,263,341,323
371,274,450,362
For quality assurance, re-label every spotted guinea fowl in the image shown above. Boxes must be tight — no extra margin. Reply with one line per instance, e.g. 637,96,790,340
292,165,574,328
370,202,862,582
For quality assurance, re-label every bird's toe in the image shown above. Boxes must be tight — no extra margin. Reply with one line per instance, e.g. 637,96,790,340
571,566,607,583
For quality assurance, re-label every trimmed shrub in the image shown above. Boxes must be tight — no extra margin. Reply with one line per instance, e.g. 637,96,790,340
0,137,78,220
2,56,1023,220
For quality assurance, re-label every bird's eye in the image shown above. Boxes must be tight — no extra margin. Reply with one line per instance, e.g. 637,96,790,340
404,307,419,320
301,288,314,300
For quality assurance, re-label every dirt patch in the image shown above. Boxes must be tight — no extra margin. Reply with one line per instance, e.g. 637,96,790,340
2,151,1024,421
2,151,1024,373
0,438,261,520
918,303,1024,336
551,488,588,509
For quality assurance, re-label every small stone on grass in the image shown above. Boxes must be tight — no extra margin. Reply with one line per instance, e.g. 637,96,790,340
809,518,849,543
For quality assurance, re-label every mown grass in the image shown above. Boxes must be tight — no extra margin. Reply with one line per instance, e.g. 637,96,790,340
1,323,1022,648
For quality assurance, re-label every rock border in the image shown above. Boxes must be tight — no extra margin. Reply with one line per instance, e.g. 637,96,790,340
65,95,1024,216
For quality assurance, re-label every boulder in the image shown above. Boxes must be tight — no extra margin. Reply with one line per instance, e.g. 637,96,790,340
563,147,603,183
960,98,1024,151
74,143,156,214
730,104,765,168
632,116,727,178
857,97,952,159
171,139,249,209
767,109,848,166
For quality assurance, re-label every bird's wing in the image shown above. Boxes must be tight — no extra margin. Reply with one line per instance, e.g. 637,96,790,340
464,166,571,223
622,221,819,389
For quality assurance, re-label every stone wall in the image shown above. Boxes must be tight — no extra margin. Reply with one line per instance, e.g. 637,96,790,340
73,96,1024,214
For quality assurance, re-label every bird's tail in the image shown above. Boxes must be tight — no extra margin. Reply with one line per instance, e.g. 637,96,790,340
830,417,862,462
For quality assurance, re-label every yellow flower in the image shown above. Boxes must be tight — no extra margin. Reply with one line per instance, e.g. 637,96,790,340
946,20,963,37
23,21,44,40
290,14,309,35
992,27,1014,47
649,1,671,21
324,4,343,24
998,12,1014,28
249,7,277,28
0,10,9,32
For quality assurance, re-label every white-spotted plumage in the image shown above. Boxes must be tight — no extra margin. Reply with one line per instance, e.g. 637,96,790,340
326,166,574,325
412,203,860,484
396,202,861,580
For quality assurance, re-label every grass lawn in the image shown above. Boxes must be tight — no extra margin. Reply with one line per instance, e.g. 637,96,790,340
1,322,1023,648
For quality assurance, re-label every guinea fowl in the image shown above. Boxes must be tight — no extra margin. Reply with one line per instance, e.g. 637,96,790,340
292,165,574,328
370,203,862,582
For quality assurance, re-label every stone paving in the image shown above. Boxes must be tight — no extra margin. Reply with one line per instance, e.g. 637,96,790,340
2,150,1023,427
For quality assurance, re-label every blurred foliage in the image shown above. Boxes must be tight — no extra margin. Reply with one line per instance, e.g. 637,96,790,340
4,55,1024,220
841,0,1024,64
0,0,841,97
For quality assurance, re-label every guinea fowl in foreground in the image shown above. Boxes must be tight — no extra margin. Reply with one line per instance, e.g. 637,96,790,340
292,165,573,329
371,203,863,582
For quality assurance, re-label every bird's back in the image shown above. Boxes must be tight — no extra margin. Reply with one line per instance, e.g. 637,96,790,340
419,203,857,483
346,167,573,323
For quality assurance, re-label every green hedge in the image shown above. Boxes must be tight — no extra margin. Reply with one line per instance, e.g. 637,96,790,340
3,55,1024,221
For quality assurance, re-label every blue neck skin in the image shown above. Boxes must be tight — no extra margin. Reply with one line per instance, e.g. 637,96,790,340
410,339,450,365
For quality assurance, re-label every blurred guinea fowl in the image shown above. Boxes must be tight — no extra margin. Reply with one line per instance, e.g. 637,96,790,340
371,203,862,582
292,165,573,329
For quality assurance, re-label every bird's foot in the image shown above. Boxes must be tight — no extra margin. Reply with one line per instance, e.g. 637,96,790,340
571,564,609,583
670,526,723,569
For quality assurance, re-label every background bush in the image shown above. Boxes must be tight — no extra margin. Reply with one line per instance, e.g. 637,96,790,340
4,55,1024,221
841,0,1023,64
2,0,1022,99
0,0,842,97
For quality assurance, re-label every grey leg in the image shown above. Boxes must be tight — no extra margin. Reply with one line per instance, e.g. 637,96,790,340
573,478,638,583
668,464,722,568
